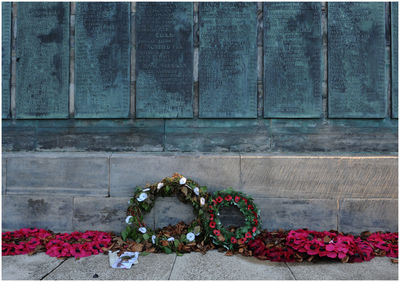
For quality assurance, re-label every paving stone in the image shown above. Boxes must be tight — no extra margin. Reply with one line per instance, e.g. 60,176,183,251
73,197,155,233
169,250,294,280
254,198,338,231
2,195,73,232
110,153,240,196
287,257,398,280
6,153,109,196
339,199,398,233
44,253,176,280
2,253,65,280
241,156,397,199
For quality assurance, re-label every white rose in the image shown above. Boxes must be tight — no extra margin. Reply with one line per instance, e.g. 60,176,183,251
152,235,156,244
194,187,200,196
137,193,148,202
125,216,133,224
157,182,164,190
179,177,187,185
186,232,195,242
200,197,205,206
143,188,150,192
139,227,147,234
167,237,175,242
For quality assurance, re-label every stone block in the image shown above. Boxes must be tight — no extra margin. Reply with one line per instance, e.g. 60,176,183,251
241,156,398,199
6,153,109,196
35,119,164,152
110,153,240,196
2,158,6,195
153,197,196,230
73,197,154,233
165,119,270,152
170,250,294,280
2,195,73,232
339,199,398,233
254,198,338,231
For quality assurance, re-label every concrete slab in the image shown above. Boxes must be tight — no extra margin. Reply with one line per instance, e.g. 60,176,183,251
43,253,176,280
2,253,65,280
286,257,398,280
169,250,294,280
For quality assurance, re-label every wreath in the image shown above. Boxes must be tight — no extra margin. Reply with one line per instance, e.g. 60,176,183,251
123,173,209,254
205,188,261,250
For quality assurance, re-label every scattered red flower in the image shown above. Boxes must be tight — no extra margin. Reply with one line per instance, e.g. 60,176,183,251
216,196,223,203
234,196,240,203
209,221,216,228
213,230,221,236
231,237,237,244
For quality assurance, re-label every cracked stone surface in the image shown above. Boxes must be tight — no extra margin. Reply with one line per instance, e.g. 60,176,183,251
1,252,398,280
2,252,65,280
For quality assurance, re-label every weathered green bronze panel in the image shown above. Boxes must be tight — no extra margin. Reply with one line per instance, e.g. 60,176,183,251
136,3,193,118
328,3,386,118
2,2,11,119
16,3,69,119
199,3,257,118
392,2,398,118
264,3,322,118
75,3,130,118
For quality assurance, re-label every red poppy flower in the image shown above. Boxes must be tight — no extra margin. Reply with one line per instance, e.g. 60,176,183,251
209,214,214,221
238,238,246,244
224,195,232,201
253,219,258,225
211,199,217,206
243,198,248,204
247,205,254,210
213,230,221,236
216,196,223,203
234,196,240,202
245,232,252,239
231,237,237,244
252,227,257,233
209,221,216,228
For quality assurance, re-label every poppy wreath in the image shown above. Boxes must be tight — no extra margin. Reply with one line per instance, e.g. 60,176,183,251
2,228,52,256
205,188,261,250
123,173,209,254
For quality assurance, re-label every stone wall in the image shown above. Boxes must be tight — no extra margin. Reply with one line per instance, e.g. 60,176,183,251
1,3,398,233
2,153,398,234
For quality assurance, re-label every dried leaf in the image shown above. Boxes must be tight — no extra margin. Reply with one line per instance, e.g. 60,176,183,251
225,250,233,256
131,243,144,252
391,259,398,264
217,235,225,242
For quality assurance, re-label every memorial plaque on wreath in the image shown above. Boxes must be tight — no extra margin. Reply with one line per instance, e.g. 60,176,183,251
136,3,193,118
328,2,386,118
75,3,130,118
199,3,257,118
2,2,11,119
264,2,322,118
16,2,69,119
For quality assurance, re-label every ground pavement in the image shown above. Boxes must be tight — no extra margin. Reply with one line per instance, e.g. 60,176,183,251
2,250,398,280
